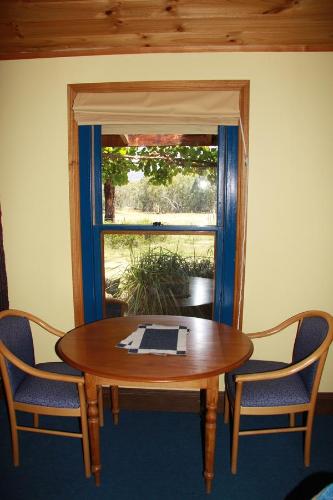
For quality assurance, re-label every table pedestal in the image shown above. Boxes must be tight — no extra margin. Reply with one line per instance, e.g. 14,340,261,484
85,375,220,493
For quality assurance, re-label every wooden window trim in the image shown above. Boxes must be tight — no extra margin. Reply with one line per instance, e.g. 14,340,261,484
68,80,250,328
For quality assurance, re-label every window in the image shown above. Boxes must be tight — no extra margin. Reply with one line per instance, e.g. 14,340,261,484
68,81,249,328
79,125,239,325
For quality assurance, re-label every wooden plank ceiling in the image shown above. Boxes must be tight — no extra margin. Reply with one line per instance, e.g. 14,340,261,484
1,0,333,60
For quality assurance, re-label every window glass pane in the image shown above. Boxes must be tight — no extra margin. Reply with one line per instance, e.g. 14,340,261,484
102,137,218,226
103,232,215,319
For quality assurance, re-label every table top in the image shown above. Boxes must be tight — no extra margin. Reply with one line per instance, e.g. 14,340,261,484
178,277,213,307
56,315,253,383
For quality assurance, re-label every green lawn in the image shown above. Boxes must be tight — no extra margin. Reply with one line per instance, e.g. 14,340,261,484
103,210,215,283
106,208,217,226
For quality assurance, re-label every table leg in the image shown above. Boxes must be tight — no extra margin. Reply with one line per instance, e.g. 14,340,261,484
111,386,120,425
204,376,219,494
85,374,101,485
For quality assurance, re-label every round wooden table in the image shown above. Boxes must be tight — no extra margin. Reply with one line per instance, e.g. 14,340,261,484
178,277,213,308
56,315,253,493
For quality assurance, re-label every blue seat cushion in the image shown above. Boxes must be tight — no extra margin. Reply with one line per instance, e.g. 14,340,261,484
14,362,81,409
225,360,310,407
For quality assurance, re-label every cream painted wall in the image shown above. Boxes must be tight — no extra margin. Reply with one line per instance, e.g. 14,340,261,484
0,53,332,389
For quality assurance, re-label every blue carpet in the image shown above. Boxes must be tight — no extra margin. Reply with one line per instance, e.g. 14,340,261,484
0,401,332,500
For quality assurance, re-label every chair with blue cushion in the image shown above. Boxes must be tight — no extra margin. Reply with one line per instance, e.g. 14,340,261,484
224,310,333,474
0,309,90,477
104,295,128,319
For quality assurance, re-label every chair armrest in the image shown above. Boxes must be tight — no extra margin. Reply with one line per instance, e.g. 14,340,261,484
235,344,325,384
0,340,84,385
0,309,65,337
246,310,330,339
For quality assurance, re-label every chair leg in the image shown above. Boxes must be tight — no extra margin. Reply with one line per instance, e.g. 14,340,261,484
80,412,91,478
33,413,39,428
97,386,104,428
224,391,230,424
289,413,296,427
304,410,314,467
231,404,241,474
111,386,120,425
8,408,19,466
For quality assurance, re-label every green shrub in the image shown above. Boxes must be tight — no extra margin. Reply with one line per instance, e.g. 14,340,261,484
118,247,190,315
185,256,214,278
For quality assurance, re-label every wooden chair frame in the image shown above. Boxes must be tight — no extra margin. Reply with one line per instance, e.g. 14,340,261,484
104,296,129,319
224,310,333,474
0,309,91,477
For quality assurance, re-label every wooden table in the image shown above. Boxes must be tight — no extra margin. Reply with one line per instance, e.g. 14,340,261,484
56,315,253,493
178,277,213,307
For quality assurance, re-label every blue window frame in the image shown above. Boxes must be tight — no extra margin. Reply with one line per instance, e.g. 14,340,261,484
79,125,238,325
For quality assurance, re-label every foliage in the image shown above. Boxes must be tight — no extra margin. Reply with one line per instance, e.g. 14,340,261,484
102,147,131,187
117,247,190,315
105,277,120,295
115,173,216,214
102,145,218,187
116,246,214,315
185,256,214,278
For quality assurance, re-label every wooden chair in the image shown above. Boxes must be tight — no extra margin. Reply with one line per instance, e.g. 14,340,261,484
104,295,128,319
98,296,128,426
0,309,90,478
224,310,333,474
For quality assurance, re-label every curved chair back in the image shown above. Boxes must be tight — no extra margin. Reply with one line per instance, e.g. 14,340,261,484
293,315,330,393
0,316,34,393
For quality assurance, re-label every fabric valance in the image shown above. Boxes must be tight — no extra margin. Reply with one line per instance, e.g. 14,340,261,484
73,90,240,134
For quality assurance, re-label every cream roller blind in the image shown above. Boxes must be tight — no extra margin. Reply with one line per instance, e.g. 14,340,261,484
73,90,240,134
